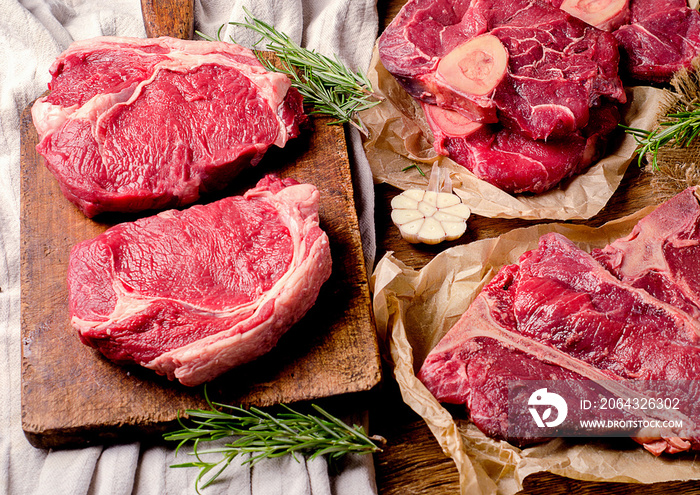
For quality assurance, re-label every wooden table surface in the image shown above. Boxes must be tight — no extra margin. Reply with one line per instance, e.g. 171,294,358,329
369,0,700,493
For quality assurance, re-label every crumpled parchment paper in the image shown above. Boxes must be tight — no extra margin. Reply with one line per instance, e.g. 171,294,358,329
370,209,700,495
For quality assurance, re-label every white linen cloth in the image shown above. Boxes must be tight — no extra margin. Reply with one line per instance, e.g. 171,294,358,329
0,0,379,493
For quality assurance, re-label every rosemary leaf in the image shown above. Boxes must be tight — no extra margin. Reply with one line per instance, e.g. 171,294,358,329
621,103,700,169
198,8,381,135
164,388,384,493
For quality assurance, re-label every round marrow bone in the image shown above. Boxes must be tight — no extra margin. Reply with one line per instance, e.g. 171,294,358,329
559,0,629,31
423,103,482,138
391,164,471,245
436,34,508,97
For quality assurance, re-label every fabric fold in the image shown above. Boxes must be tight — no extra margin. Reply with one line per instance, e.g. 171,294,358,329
1,0,379,493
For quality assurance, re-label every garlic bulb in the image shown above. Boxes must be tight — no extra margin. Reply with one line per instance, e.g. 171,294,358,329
390,164,471,245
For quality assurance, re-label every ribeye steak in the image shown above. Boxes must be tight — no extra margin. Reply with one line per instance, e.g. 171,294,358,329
69,176,332,386
419,188,700,455
378,0,626,140
32,36,306,218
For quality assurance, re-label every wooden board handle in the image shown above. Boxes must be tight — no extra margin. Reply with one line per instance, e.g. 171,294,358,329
140,0,194,39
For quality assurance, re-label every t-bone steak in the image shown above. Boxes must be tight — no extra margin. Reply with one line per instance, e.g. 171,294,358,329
378,0,626,140
419,187,700,455
593,187,700,319
68,175,331,386
423,101,620,194
31,36,306,218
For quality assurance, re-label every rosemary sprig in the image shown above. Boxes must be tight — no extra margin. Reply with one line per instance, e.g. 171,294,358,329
164,389,384,493
198,8,381,135
621,108,700,169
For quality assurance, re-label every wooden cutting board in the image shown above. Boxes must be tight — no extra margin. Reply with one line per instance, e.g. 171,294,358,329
20,39,381,448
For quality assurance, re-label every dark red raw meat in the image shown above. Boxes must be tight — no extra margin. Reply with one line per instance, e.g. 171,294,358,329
613,0,700,82
594,187,700,320
419,188,700,455
423,101,620,194
378,0,626,140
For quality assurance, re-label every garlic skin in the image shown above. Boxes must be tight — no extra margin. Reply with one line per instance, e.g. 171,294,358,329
390,189,471,245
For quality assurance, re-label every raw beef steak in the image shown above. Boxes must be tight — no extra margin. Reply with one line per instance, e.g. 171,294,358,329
69,176,332,386
613,0,700,82
423,101,620,193
594,187,700,319
419,189,700,455
32,36,306,218
378,0,626,140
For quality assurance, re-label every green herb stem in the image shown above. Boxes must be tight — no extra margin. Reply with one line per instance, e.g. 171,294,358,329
164,389,384,493
621,108,700,168
198,8,381,134
401,163,427,177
